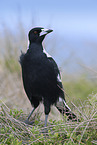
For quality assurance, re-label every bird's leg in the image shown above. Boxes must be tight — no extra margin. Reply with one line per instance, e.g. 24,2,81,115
44,114,48,127
27,108,36,120
24,108,35,125
44,104,50,127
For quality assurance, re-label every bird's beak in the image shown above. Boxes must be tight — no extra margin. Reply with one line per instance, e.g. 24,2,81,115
38,28,53,42
41,28,53,36
42,28,53,33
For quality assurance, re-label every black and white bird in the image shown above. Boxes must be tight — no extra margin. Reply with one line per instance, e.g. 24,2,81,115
20,27,77,127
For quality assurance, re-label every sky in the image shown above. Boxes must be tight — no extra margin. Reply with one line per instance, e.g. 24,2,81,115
0,0,97,37
0,0,97,74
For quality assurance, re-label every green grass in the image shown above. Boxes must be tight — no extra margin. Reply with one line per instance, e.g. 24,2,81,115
0,94,97,145
63,77,97,106
4,56,20,73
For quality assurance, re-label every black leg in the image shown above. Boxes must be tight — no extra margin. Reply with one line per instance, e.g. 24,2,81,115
24,108,35,125
44,114,48,127
44,100,51,127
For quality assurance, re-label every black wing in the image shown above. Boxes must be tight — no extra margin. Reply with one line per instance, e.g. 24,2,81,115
47,57,61,78
47,57,65,99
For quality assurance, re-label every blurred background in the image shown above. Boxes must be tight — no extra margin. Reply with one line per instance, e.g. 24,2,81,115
0,0,97,118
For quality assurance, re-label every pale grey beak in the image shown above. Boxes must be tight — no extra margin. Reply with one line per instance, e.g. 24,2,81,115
41,28,53,36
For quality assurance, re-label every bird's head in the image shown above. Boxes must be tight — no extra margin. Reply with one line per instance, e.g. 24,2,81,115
28,27,53,44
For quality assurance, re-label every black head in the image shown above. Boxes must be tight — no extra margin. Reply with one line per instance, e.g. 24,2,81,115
28,27,53,44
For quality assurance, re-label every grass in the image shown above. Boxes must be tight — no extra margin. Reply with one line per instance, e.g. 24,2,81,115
63,77,97,107
0,94,97,145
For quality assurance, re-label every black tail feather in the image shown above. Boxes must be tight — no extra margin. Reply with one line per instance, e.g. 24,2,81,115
56,98,79,121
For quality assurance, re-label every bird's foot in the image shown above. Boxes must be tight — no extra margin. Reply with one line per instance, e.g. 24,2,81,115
24,119,34,125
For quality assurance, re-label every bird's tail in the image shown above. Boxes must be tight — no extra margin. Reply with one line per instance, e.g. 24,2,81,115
56,97,78,121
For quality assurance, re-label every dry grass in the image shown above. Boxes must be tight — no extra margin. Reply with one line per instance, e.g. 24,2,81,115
0,96,97,144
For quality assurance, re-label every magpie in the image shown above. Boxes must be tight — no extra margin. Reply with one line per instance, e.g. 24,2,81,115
20,27,77,127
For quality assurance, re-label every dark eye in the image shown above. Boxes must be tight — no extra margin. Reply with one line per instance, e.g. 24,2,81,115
34,31,38,34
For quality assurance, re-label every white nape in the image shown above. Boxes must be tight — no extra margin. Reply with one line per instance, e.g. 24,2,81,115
43,49,52,58
27,40,30,50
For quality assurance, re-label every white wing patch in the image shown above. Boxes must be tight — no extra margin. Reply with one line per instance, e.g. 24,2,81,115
57,74,62,82
59,97,63,102
59,97,71,111
43,49,52,58
63,100,71,111
27,40,30,50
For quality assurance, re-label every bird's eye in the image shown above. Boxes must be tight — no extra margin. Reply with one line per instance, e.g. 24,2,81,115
34,31,38,34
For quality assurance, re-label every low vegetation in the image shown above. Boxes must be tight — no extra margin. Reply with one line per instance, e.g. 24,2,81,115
0,94,97,145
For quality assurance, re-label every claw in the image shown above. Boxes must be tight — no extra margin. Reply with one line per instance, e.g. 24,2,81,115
24,119,34,125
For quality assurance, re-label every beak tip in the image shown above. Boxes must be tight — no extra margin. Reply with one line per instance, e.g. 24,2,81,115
47,29,53,33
